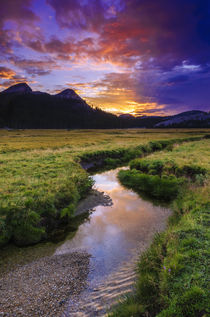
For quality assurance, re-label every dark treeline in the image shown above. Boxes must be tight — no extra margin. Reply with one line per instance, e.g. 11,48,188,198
0,84,209,129
0,91,165,129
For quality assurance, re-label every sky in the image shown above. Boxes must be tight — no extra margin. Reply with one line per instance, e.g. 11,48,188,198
0,0,210,116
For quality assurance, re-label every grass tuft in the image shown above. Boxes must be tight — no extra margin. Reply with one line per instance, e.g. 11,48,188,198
110,139,210,317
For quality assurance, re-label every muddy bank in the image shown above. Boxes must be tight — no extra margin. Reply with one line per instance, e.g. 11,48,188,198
41,189,112,243
75,189,113,216
0,252,90,317
80,160,104,171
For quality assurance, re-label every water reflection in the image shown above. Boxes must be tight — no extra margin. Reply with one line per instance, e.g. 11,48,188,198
55,168,170,282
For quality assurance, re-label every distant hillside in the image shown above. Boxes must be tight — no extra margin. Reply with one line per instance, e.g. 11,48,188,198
155,110,210,128
0,83,209,129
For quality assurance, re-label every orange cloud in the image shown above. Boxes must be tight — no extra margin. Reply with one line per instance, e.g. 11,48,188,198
66,72,165,116
0,66,36,91
0,67,16,79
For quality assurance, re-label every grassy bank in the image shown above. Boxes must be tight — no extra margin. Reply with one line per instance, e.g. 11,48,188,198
80,135,207,172
0,151,93,246
110,139,210,317
0,130,209,247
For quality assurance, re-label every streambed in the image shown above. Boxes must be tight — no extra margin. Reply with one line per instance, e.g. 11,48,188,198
61,167,171,316
0,167,171,316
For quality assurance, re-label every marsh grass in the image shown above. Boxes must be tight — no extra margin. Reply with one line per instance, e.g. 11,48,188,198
0,130,209,315
110,139,210,317
0,150,93,246
118,170,180,201
79,135,207,172
0,129,208,153
0,130,209,247
140,139,210,171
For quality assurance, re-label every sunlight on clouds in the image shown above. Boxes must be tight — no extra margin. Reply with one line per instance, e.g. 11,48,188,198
71,58,128,73
66,76,164,116
0,0,209,114
100,101,164,116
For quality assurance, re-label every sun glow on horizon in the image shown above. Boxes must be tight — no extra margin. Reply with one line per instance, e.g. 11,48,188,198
0,0,209,115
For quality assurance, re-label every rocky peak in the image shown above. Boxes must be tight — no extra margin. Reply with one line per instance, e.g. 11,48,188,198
56,89,83,101
1,83,32,94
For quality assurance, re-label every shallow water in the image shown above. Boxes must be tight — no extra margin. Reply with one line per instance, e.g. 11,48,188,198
0,167,171,316
57,168,171,316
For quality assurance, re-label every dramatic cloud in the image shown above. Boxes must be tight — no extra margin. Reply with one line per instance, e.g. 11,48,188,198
0,66,29,89
0,67,16,79
47,0,210,68
67,72,163,115
0,0,209,114
0,69,31,90
46,0,121,32
0,0,39,56
9,57,58,76
0,0,38,25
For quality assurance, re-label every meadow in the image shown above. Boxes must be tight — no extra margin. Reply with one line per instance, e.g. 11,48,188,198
111,139,210,317
0,128,208,153
0,129,209,248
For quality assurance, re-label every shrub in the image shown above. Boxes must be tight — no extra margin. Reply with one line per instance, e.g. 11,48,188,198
130,159,164,176
0,168,92,246
130,158,207,180
177,164,207,178
118,169,179,201
6,209,44,246
148,141,163,151
130,159,150,173
149,160,164,175
104,157,121,168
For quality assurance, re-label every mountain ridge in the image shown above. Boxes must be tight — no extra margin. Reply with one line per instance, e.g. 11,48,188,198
1,83,33,94
0,83,209,129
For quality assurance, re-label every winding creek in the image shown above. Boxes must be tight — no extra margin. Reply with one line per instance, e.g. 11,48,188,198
0,167,171,316
61,168,171,316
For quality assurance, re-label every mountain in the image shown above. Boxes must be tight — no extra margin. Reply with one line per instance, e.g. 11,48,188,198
0,83,209,129
155,110,210,128
1,83,32,94
0,83,120,129
55,89,83,101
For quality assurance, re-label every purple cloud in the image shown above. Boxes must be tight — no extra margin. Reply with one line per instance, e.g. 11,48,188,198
0,0,210,114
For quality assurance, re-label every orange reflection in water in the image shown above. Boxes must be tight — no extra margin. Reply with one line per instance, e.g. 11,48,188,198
55,168,171,281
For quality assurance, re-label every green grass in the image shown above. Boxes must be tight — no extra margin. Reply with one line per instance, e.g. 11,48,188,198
0,150,93,246
0,129,208,153
110,139,210,317
0,129,209,316
118,170,180,201
0,130,209,247
79,135,207,172
138,139,210,171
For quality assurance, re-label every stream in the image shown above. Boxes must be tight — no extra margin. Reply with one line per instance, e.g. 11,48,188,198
0,167,171,316
59,168,171,316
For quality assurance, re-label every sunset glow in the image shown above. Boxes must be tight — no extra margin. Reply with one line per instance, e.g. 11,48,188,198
0,0,210,116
